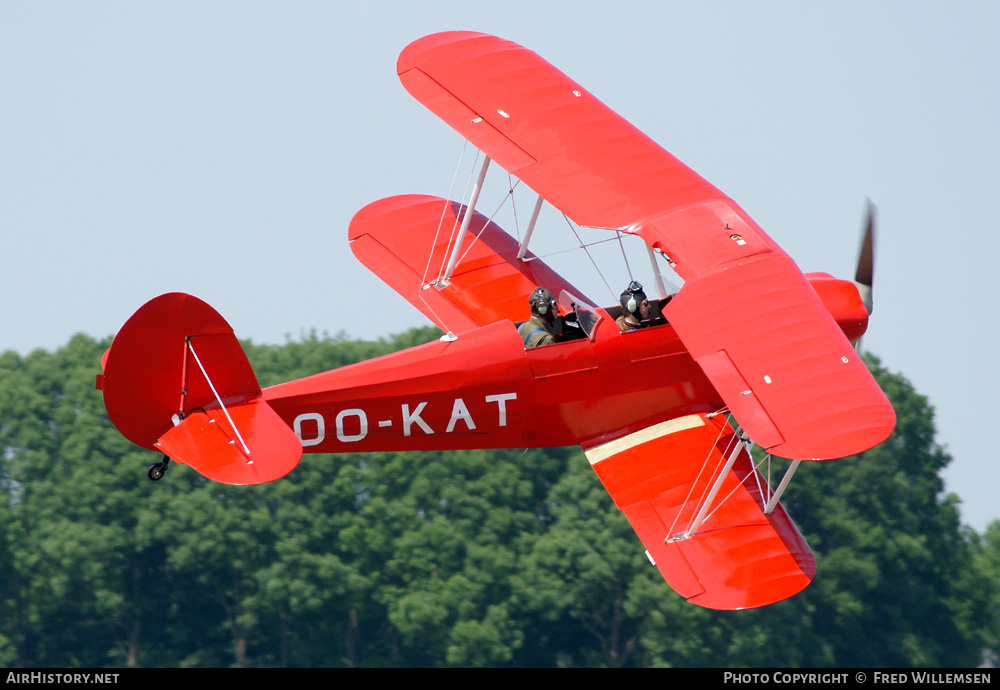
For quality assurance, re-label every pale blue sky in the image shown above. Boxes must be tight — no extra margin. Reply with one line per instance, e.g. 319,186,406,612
2,2,997,531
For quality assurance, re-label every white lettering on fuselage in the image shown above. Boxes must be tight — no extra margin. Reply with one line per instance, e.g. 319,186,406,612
335,408,367,442
292,393,517,446
485,393,516,426
402,402,433,436
446,398,475,432
294,412,325,447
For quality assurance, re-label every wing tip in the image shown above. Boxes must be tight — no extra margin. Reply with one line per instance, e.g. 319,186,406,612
398,31,503,75
769,398,897,460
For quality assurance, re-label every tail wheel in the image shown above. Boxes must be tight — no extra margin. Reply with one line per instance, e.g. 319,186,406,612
147,455,171,481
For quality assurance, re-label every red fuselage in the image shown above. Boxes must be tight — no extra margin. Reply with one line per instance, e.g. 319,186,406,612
264,317,718,454
263,271,867,455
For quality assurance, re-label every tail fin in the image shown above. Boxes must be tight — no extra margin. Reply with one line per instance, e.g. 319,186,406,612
98,293,301,485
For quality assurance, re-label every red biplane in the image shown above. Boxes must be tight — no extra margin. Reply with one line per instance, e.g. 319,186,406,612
97,31,895,610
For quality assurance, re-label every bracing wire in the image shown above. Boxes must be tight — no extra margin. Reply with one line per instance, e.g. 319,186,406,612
454,177,523,268
422,139,471,287
518,236,621,263
425,141,660,309
669,411,781,539
186,338,251,456
433,147,482,285
698,450,773,530
507,172,520,237
665,410,729,540
673,410,789,534
679,422,744,536
563,215,615,300
615,231,634,282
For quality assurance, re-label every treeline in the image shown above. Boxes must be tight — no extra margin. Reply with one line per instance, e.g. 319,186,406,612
0,331,996,667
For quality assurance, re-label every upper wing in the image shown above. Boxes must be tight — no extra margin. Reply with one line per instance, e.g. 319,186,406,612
397,31,756,248
397,32,895,459
584,413,815,610
349,193,589,334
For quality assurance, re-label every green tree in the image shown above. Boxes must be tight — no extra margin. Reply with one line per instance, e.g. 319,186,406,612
511,464,650,667
718,356,981,667
952,520,1000,666
351,447,567,667
0,331,992,668
0,336,176,667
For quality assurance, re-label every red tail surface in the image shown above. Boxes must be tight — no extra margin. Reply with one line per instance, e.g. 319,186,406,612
98,293,301,485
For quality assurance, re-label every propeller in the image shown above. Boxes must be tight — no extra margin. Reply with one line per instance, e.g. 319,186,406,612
854,200,875,315
852,201,876,353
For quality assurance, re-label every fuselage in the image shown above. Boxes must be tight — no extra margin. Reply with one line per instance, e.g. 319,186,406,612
263,273,869,455
264,315,718,454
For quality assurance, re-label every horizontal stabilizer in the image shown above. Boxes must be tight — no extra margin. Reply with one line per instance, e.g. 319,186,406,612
156,401,301,485
585,413,815,610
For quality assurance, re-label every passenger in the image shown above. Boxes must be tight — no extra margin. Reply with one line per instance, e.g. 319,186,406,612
518,288,558,348
616,281,652,333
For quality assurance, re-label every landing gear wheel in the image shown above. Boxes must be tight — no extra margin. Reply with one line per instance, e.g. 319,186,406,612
147,455,171,481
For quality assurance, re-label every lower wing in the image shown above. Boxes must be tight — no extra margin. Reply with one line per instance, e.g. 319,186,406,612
584,413,815,610
349,194,589,334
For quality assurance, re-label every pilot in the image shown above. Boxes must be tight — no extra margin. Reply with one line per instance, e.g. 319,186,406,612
616,280,653,332
518,287,558,348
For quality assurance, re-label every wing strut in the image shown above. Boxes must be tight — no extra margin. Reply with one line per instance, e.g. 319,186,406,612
646,245,669,299
763,459,801,514
439,156,491,286
671,433,749,541
517,194,545,260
